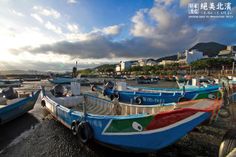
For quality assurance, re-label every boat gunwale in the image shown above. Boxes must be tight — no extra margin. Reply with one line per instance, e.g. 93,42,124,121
0,90,40,113
43,93,221,120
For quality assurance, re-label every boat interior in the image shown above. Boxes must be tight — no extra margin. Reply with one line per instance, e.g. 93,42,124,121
0,97,25,108
46,90,218,116
0,88,31,108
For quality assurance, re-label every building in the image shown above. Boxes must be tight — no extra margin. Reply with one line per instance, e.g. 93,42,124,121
116,61,138,72
131,61,139,67
185,49,203,64
138,59,147,66
115,64,121,72
146,59,157,66
158,60,177,66
174,49,204,65
218,46,236,59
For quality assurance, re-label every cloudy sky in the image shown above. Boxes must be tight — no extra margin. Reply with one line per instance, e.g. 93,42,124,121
0,0,235,71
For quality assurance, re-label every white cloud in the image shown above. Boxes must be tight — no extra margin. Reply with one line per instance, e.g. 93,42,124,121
102,24,123,35
65,24,123,41
67,0,77,4
180,0,190,7
154,0,173,6
131,9,154,37
45,21,62,34
31,13,44,23
67,24,79,33
11,9,24,17
33,6,61,19
149,6,173,30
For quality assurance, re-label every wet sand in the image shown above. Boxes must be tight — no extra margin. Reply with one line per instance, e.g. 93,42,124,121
0,80,235,157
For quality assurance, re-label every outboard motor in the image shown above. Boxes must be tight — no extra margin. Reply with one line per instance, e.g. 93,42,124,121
2,87,18,99
104,81,114,90
52,85,66,97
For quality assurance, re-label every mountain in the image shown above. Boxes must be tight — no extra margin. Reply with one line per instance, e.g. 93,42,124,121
189,42,227,57
0,70,48,75
157,42,235,61
155,55,177,62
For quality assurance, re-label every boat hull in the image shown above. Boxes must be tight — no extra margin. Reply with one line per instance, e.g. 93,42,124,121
42,93,216,152
0,90,40,125
48,77,72,84
100,86,221,105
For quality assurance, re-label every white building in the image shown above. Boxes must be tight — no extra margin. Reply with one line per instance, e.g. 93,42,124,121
185,49,203,64
218,46,236,59
138,59,147,66
115,64,121,72
146,59,157,66
116,61,138,72
158,60,177,66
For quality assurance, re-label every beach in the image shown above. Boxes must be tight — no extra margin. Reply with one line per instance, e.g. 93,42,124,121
0,80,235,157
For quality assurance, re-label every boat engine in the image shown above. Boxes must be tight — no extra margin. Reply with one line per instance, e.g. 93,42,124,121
52,85,66,97
2,87,18,99
104,81,114,90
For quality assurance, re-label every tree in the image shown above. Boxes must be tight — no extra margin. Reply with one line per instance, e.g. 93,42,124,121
191,58,234,70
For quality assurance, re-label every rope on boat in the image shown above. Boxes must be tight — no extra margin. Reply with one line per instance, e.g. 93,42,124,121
112,98,122,115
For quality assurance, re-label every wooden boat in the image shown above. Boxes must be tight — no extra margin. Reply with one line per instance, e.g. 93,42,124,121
127,84,220,92
136,76,158,84
223,76,236,93
23,78,41,81
41,87,222,152
92,82,221,105
0,90,40,124
0,79,23,88
48,77,92,86
177,77,219,90
48,76,76,84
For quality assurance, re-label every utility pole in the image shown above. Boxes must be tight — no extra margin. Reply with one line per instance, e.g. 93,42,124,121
222,65,224,75
190,66,192,75
232,61,235,75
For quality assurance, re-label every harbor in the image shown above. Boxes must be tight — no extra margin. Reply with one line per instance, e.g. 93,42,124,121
1,0,236,156
0,78,235,157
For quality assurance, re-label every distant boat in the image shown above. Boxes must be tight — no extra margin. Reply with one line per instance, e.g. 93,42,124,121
177,77,218,90
92,81,221,105
222,76,236,93
136,76,158,84
23,78,41,81
41,86,222,152
0,79,23,88
48,76,74,84
0,89,40,124
48,76,101,86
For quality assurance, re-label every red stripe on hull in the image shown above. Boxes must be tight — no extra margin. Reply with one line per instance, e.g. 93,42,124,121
145,110,198,130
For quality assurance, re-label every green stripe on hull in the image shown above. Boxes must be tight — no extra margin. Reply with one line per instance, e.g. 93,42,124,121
105,116,154,133
195,91,221,100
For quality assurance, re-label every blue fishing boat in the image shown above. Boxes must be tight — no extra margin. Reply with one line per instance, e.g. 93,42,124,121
0,89,40,124
136,76,158,84
177,77,219,90
48,76,93,86
92,82,221,105
41,86,222,152
48,76,75,84
0,79,23,88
